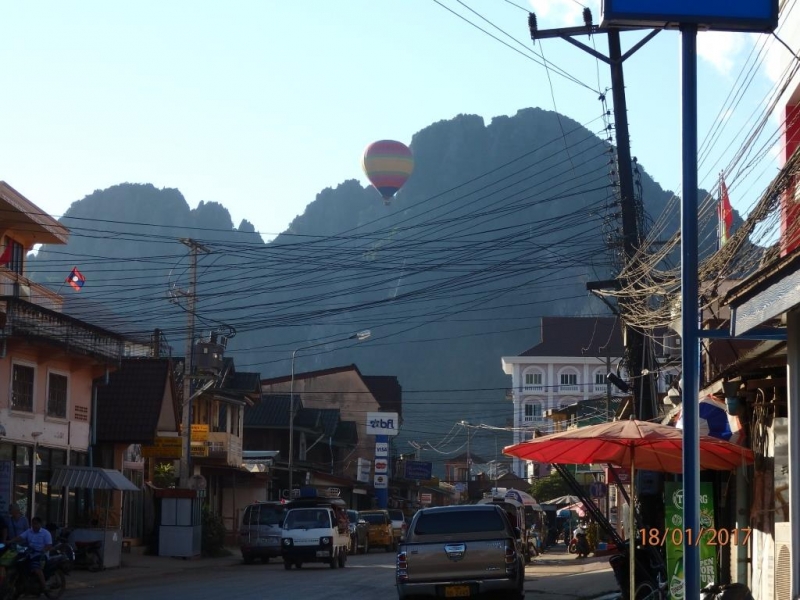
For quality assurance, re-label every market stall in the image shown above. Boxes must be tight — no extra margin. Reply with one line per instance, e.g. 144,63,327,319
50,466,140,569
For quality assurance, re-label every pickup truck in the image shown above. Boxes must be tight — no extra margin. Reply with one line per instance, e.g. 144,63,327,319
396,504,525,599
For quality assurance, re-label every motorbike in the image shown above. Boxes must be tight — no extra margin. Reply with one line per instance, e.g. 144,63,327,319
570,532,590,558
0,542,71,600
701,582,754,600
52,528,101,572
608,540,668,600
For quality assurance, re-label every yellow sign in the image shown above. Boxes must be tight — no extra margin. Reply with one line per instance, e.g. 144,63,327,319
179,424,209,441
141,444,182,459
191,424,209,441
154,436,182,447
190,443,208,458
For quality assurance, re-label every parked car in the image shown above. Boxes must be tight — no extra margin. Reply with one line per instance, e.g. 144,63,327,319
358,509,395,551
396,504,525,600
238,501,287,564
347,509,369,554
388,509,406,543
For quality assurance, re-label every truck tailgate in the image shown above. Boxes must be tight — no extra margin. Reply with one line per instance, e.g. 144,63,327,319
404,539,508,582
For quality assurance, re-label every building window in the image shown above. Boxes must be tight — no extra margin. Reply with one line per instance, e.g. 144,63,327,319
595,373,605,385
3,237,24,275
560,373,577,385
524,373,542,385
524,402,542,422
47,373,68,419
11,364,34,412
523,371,543,391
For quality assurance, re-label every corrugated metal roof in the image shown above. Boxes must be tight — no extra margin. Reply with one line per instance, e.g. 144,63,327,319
50,467,140,491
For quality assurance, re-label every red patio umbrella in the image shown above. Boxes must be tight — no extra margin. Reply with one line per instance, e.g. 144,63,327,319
503,418,754,597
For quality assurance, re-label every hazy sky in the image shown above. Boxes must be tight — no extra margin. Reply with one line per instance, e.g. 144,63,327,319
0,1,787,242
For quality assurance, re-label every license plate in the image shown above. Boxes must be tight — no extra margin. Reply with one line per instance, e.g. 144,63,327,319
316,551,330,557
444,586,471,598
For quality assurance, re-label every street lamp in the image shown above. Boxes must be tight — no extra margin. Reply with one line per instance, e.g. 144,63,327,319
288,330,371,496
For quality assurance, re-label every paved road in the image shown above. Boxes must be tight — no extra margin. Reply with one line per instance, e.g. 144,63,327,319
67,551,398,600
65,545,621,600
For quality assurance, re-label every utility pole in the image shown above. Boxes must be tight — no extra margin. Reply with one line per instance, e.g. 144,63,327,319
529,13,659,424
178,238,210,488
530,12,661,536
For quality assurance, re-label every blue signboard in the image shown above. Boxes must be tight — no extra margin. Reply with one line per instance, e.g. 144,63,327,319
403,460,433,481
601,0,778,32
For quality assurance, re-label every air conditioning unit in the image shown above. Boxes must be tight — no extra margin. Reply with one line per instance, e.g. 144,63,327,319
774,522,792,600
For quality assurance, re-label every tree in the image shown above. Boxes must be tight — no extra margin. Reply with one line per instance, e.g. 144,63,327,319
529,471,572,501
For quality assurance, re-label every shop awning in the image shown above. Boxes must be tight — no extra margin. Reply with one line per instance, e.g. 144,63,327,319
50,466,140,491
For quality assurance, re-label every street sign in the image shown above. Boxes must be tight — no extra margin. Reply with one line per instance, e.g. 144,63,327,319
357,458,371,483
601,0,778,32
373,474,388,489
590,482,608,498
403,460,432,480
374,458,388,474
420,492,432,504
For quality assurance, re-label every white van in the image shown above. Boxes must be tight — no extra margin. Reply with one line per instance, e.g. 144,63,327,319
281,501,350,569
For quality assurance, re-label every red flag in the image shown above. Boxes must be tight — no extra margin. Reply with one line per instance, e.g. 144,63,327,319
718,175,733,247
65,267,85,291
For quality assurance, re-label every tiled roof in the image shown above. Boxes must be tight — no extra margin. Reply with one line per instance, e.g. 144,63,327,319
245,395,337,432
520,317,623,357
95,358,174,444
244,394,294,428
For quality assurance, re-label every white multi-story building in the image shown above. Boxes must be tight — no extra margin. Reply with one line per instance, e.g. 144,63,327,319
501,316,679,479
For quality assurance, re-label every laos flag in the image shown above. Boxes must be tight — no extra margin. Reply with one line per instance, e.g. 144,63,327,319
66,267,85,291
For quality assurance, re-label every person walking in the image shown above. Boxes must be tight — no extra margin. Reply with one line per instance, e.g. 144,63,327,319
6,504,28,539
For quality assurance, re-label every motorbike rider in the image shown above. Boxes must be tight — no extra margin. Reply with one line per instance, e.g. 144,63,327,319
573,521,590,558
7,516,53,592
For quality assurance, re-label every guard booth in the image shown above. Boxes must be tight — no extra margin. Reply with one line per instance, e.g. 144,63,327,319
50,466,140,569
155,488,202,557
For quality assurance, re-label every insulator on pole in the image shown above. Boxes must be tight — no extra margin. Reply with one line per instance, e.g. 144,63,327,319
583,7,593,29
528,12,538,40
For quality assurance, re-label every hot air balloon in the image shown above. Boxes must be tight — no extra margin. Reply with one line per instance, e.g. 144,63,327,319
361,140,414,205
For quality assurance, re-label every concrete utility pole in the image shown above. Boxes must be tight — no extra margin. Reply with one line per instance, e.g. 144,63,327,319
529,14,660,424
178,238,210,488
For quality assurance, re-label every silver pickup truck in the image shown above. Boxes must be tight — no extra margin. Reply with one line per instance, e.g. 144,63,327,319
396,504,525,599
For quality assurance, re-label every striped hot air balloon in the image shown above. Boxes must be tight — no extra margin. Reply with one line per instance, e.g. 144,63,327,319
361,140,414,204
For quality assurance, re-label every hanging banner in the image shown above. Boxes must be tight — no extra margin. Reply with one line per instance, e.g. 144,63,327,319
664,482,717,598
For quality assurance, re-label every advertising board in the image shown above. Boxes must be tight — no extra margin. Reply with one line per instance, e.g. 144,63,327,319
601,0,778,32
366,412,399,436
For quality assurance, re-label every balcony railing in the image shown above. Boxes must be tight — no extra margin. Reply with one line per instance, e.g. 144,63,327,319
522,384,544,392
0,296,125,363
197,431,243,467
0,270,63,312
558,385,580,393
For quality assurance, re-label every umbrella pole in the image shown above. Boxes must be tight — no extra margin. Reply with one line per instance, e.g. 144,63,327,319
629,452,635,600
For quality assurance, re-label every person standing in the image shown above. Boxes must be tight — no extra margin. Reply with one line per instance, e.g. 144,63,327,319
6,505,28,539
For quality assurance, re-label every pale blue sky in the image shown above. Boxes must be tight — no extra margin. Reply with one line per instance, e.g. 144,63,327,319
0,1,785,241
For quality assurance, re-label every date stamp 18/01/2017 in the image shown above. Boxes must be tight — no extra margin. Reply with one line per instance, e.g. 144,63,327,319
639,527,752,547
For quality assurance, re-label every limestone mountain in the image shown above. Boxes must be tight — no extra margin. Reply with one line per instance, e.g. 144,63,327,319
28,107,687,471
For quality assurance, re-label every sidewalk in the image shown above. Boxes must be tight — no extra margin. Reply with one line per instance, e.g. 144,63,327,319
68,546,242,591
526,544,622,600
